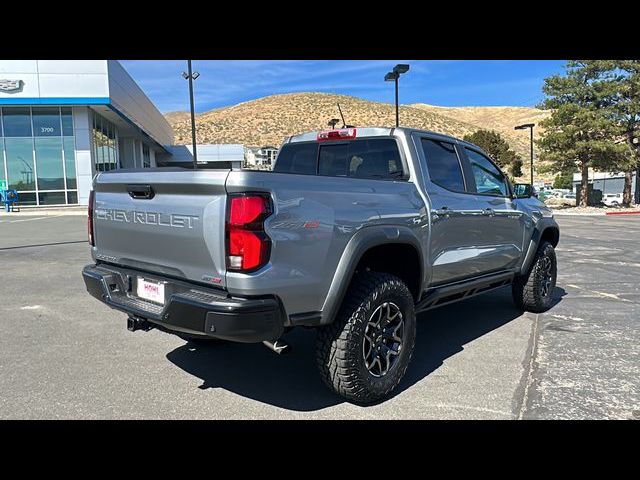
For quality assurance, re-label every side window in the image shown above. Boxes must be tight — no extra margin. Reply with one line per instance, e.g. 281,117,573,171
420,138,465,191
465,148,509,196
273,143,318,175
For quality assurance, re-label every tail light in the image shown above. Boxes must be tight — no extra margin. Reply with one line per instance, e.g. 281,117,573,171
88,190,95,246
226,194,272,272
317,128,357,141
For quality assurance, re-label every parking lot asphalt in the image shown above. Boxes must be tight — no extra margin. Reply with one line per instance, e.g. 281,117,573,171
0,214,638,419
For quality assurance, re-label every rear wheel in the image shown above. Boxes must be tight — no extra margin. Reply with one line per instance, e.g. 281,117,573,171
512,241,557,313
315,272,416,404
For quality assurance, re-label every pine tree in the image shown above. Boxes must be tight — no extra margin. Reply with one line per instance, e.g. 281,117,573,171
611,60,640,206
463,129,522,179
553,171,574,189
538,61,627,207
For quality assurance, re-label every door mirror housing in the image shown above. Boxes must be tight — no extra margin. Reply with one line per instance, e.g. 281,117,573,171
513,183,533,199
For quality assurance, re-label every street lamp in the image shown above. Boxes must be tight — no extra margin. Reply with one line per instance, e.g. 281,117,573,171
182,60,200,169
385,64,410,127
515,123,535,186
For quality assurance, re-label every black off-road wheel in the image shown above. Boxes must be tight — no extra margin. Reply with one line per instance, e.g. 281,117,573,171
512,241,557,313
316,272,416,404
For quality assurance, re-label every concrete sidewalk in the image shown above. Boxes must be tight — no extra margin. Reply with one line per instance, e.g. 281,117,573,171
0,206,87,217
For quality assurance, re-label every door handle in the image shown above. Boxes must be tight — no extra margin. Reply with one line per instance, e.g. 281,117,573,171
433,207,450,216
127,184,155,200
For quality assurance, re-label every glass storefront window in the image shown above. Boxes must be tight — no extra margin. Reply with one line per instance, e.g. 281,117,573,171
38,191,66,205
35,137,65,191
5,137,36,190
63,137,76,189
15,192,37,206
0,107,77,205
61,107,73,136
2,107,32,137
33,107,62,137
93,111,118,172
143,144,151,168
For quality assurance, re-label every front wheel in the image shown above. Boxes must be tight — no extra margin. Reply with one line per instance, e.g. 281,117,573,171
512,241,557,313
315,272,416,404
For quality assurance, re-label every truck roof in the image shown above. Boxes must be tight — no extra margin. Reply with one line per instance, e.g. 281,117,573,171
286,127,478,150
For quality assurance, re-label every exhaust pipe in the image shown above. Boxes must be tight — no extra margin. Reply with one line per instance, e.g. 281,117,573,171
262,339,291,355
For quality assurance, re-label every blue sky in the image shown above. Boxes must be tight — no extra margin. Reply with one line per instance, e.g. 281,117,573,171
120,60,567,114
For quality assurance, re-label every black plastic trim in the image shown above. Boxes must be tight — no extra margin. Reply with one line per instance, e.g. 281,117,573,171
519,218,560,274
415,270,515,313
82,263,285,343
321,226,424,326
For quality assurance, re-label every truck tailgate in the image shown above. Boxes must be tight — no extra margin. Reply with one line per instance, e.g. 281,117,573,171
92,169,229,288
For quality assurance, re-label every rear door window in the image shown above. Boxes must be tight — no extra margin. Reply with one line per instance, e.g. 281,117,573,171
420,138,466,191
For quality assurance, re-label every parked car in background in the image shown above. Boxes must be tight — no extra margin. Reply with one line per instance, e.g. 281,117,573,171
602,193,623,207
544,191,576,207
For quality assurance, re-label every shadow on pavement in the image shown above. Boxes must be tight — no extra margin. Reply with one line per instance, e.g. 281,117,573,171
166,286,563,411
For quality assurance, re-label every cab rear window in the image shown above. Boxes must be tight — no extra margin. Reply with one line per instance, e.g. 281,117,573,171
274,138,404,180
272,143,317,175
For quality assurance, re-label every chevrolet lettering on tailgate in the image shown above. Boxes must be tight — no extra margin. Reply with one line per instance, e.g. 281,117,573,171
96,209,199,229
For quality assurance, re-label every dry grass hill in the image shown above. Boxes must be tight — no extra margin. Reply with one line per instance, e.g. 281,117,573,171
164,111,191,124
166,92,552,180
408,104,550,158
168,92,478,147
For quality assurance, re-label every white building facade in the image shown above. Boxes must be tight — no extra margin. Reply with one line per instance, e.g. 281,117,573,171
0,60,173,206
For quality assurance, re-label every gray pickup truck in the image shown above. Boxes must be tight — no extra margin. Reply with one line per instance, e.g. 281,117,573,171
83,127,559,404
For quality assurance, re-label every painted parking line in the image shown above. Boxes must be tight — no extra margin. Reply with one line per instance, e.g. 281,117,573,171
6,214,66,223
565,284,633,303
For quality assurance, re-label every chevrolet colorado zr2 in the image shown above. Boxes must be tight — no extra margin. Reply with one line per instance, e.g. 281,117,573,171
83,127,559,404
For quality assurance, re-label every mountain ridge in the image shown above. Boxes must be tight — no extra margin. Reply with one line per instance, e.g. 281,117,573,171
166,92,549,162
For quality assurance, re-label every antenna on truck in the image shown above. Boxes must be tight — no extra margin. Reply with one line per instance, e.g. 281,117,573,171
336,103,355,129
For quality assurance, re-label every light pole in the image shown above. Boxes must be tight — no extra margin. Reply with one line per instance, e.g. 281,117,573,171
515,123,535,186
385,64,410,127
182,60,200,169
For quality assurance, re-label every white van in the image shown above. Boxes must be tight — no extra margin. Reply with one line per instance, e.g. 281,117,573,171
602,193,623,207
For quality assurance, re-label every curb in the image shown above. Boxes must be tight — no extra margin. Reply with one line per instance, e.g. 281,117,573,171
551,213,605,217
605,211,640,216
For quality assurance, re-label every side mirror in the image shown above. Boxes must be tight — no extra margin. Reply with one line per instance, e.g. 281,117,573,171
513,183,533,199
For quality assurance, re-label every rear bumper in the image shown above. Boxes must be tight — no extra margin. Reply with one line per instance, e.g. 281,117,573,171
82,263,285,343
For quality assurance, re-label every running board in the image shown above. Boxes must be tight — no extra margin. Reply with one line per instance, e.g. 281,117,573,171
415,271,514,314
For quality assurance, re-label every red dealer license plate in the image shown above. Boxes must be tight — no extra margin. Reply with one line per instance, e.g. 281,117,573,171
137,278,165,305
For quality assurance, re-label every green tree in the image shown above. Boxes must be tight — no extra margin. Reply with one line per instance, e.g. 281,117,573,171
553,171,574,189
510,158,524,178
538,61,627,207
463,129,522,179
610,60,640,205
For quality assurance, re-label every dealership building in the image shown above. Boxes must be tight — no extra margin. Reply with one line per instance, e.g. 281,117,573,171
0,60,174,206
